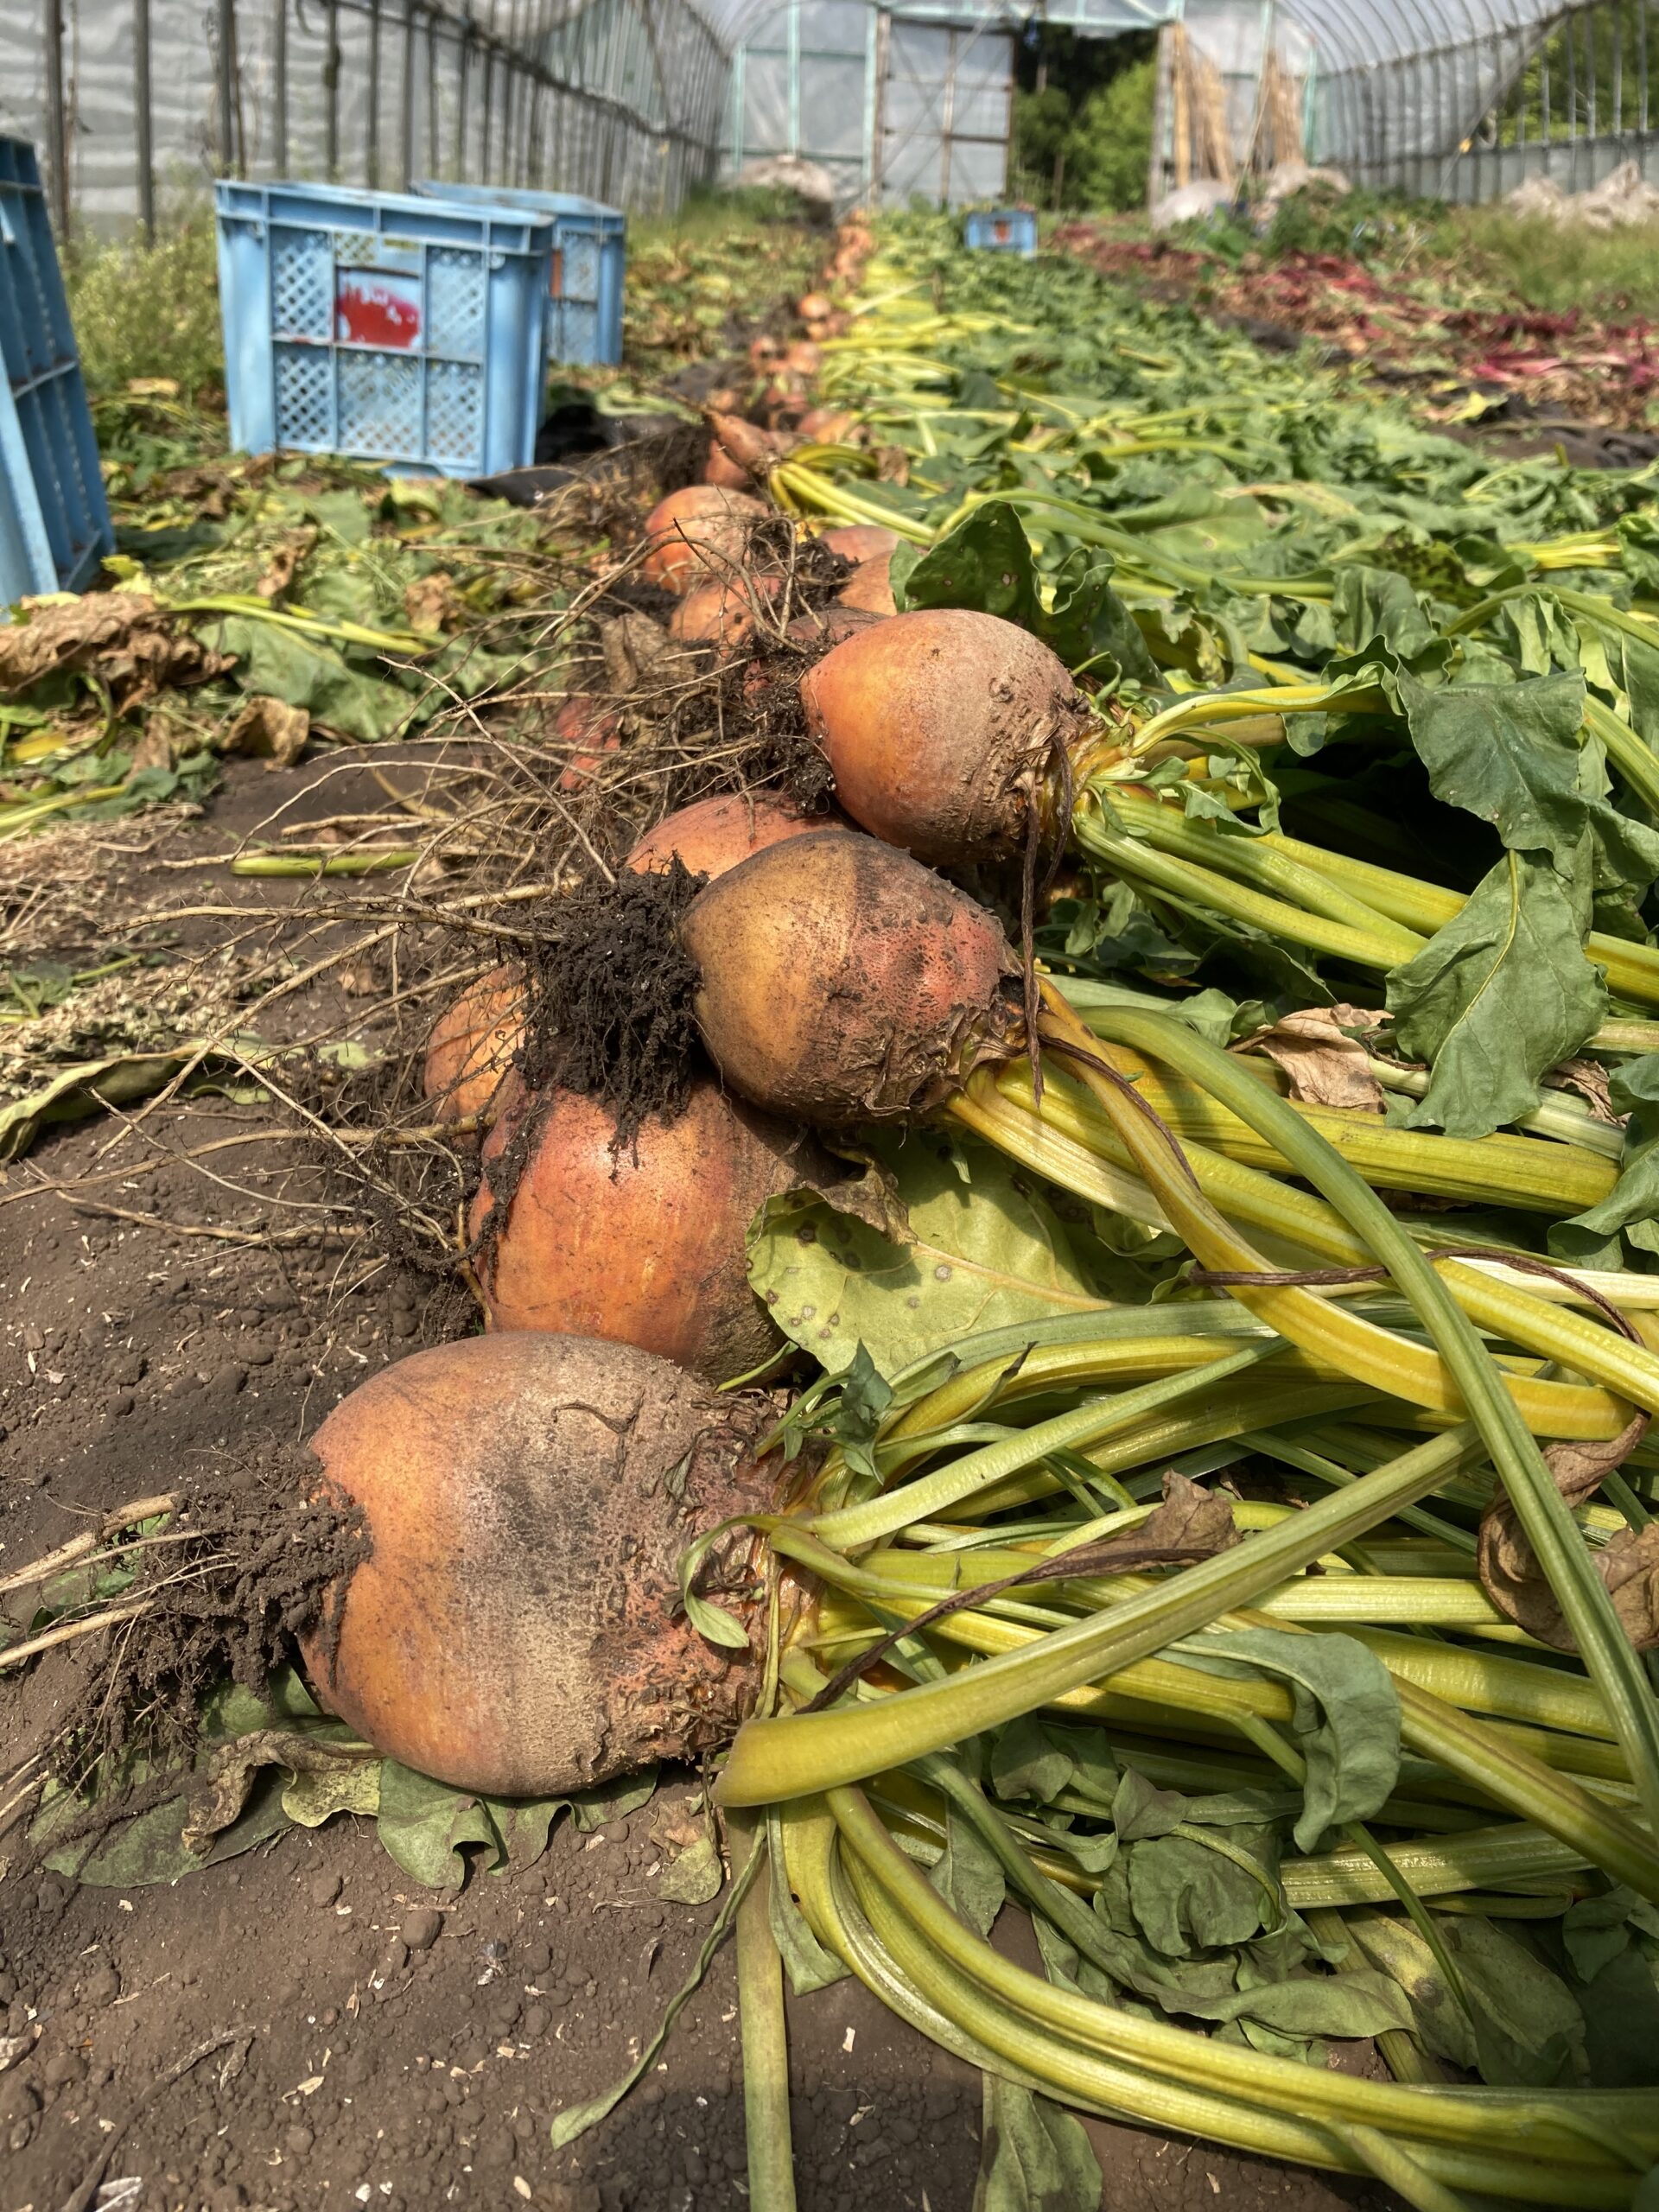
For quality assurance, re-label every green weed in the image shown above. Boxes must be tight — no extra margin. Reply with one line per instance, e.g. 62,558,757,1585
66,213,224,403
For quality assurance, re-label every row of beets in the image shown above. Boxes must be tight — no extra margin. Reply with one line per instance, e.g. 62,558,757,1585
302,467,1086,1795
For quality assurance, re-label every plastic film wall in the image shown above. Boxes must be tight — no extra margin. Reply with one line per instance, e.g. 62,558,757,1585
721,0,1018,208
0,0,729,233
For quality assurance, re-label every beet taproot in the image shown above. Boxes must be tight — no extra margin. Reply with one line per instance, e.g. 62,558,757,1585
668,572,781,653
469,1074,817,1378
785,603,888,650
836,556,896,616
797,407,857,444
820,524,897,565
422,963,526,1131
799,607,1089,867
681,829,1020,1124
626,792,828,879
299,1332,776,1795
640,486,767,595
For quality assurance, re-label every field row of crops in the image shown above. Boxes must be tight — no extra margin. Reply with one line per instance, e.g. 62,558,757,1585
6,205,1659,2212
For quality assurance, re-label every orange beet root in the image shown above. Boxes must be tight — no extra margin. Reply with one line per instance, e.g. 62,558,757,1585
820,524,897,564
469,1075,817,1379
668,573,781,653
836,555,896,615
298,1332,776,1795
799,607,1088,868
421,963,525,1132
640,486,767,595
626,791,828,879
682,829,1020,1126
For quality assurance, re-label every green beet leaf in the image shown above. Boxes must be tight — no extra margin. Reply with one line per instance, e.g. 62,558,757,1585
1551,1054,1659,1265
745,1131,1102,1376
971,2077,1103,2212
1386,850,1606,1139
1178,1628,1401,1850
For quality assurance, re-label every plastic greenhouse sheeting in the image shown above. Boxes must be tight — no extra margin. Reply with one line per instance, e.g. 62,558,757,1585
1,0,729,232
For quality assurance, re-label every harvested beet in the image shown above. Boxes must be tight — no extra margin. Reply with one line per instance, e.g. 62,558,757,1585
797,407,857,443
640,486,767,595
799,607,1089,867
552,693,623,791
668,573,781,652
422,964,526,1131
820,524,897,565
626,791,828,878
703,438,755,491
469,1073,818,1378
837,555,896,615
299,1333,777,1795
681,829,1021,1124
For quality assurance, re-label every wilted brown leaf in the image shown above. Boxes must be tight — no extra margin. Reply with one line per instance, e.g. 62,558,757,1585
1542,1056,1620,1122
181,1730,377,1854
600,610,672,694
223,696,310,767
1122,1470,1241,1560
1247,1004,1387,1113
1478,1415,1658,1649
126,719,175,775
404,571,464,634
257,530,316,601
0,594,160,694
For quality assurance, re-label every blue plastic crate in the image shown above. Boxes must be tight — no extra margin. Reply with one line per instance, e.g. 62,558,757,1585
214,179,556,478
963,208,1039,257
0,137,114,611
416,182,626,367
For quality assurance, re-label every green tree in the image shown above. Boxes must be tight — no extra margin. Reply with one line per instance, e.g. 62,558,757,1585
1067,57,1157,213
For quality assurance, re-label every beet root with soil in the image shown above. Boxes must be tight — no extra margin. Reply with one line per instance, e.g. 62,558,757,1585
680,827,1024,1124
469,1073,824,1378
299,1332,780,1798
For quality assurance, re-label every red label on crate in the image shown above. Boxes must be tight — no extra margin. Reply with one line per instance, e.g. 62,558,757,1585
335,270,423,348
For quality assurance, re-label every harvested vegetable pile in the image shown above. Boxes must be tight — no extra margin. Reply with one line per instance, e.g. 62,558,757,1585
10,207,1659,2212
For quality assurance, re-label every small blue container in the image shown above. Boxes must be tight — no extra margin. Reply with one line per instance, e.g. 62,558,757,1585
416,182,626,367
214,179,555,477
963,207,1039,257
0,137,114,610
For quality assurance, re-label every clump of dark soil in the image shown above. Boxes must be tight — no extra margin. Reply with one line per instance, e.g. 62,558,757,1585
520,859,707,1149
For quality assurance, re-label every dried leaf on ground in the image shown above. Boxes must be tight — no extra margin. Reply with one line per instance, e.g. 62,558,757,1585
1543,1056,1621,1122
223,695,310,766
257,531,316,600
181,1730,378,1853
0,593,229,707
404,572,465,634
601,612,674,693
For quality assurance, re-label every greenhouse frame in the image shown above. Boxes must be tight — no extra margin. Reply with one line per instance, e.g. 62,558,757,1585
1,0,1657,231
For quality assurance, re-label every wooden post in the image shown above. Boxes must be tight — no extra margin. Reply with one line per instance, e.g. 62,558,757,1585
43,0,70,237
1147,22,1171,209
135,0,155,237
216,0,237,173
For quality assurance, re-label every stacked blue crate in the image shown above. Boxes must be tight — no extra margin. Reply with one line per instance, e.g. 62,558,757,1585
214,179,556,477
415,182,626,367
0,137,115,609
